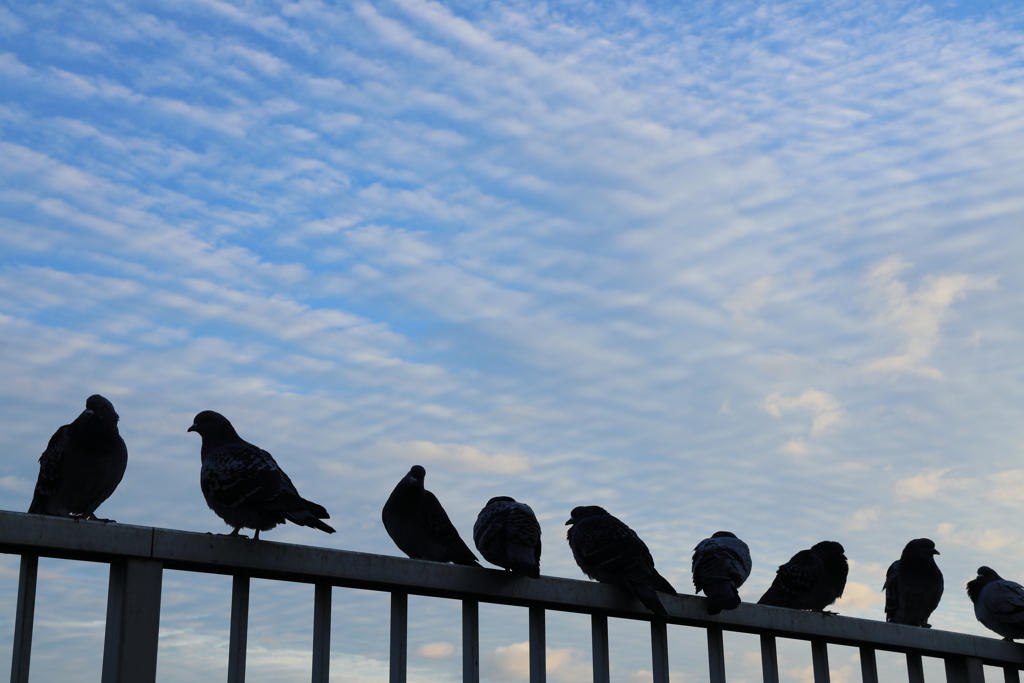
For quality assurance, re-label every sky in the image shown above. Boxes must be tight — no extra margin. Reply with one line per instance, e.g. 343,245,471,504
2,0,1024,681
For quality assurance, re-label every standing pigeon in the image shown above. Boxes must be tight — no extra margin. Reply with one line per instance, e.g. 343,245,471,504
966,566,1024,641
188,411,335,539
758,541,848,612
565,506,677,617
883,538,943,627
382,465,481,566
692,531,752,615
28,394,128,522
473,496,542,578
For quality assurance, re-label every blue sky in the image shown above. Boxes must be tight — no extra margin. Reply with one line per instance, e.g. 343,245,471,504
2,0,1024,681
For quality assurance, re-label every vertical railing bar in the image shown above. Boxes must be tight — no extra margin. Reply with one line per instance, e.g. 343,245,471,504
591,614,610,683
462,600,479,683
760,634,780,683
907,653,925,683
311,582,331,683
529,606,546,683
945,655,985,683
811,639,830,683
100,558,163,683
707,627,726,683
859,647,879,683
10,555,38,683
228,574,250,683
390,592,408,683
1005,667,1022,683
650,621,669,683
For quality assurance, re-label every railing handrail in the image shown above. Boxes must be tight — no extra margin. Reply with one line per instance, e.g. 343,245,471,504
2,509,1021,670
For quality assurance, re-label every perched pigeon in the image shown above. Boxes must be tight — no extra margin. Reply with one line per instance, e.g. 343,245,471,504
188,411,335,539
28,395,128,522
382,465,481,566
966,567,1024,641
474,496,542,578
883,538,943,627
692,531,752,615
758,541,848,612
565,506,677,617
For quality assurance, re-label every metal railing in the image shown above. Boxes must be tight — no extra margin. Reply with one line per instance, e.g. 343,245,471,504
2,510,1022,683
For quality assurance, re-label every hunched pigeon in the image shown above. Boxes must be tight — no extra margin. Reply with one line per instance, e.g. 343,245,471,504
883,538,943,627
188,410,335,539
382,465,481,566
29,394,128,522
474,496,541,578
692,531,752,615
966,566,1024,641
565,505,677,617
757,541,848,612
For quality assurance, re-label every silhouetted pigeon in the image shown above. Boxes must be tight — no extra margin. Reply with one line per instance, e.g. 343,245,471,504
967,566,1024,641
692,531,752,615
28,395,128,522
474,496,541,578
188,411,335,539
883,538,943,627
382,465,481,566
758,541,848,612
565,505,677,617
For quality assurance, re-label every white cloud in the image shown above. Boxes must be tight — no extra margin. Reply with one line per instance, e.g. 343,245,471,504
986,469,1024,503
844,507,879,532
374,440,529,474
894,469,976,500
416,642,454,659
484,642,591,683
834,581,885,611
863,257,995,380
936,523,1013,552
723,276,773,328
763,389,844,436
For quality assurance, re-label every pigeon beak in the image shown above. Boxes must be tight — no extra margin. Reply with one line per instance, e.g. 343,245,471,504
934,549,940,555
187,424,198,433
564,518,573,525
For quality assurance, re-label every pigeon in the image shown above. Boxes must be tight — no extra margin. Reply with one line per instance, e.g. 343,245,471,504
692,531,752,615
188,410,335,539
28,395,128,522
473,496,542,578
565,506,677,617
382,465,481,566
966,566,1024,641
883,538,943,627
757,541,848,612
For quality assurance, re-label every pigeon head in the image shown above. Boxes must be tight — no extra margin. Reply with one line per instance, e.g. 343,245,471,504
967,566,1003,603
83,394,118,423
188,410,242,443
69,394,120,441
904,538,939,556
711,531,738,539
565,505,608,525
486,496,516,506
812,540,846,559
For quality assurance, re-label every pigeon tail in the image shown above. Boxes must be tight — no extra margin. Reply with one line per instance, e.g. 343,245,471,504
629,581,669,617
283,509,337,534
652,571,677,596
505,542,541,578
703,581,741,615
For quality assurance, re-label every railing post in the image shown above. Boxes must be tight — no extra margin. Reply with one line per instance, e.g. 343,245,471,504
591,614,610,683
529,607,546,683
651,621,669,683
312,582,331,683
859,647,879,683
1006,668,1022,683
707,626,726,683
100,557,163,683
390,592,408,683
463,600,479,683
907,653,925,683
810,639,830,683
760,634,780,683
945,656,984,683
228,574,250,683
10,555,38,683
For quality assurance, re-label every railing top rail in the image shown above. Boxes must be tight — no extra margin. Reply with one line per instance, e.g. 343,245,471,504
2,510,1021,668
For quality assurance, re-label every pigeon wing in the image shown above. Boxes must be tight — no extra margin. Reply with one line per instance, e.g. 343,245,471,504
883,560,900,621
418,490,479,564
201,443,285,509
982,581,1024,627
758,549,823,606
28,425,70,513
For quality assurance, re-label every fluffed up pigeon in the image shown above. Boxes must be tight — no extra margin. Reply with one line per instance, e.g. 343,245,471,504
692,531,752,615
188,411,335,539
883,538,943,627
28,395,128,522
474,496,542,578
565,506,677,617
758,541,848,612
966,566,1024,641
382,465,481,566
